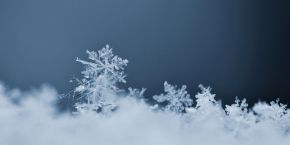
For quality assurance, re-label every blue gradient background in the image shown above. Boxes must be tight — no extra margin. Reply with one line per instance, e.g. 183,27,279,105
0,0,289,105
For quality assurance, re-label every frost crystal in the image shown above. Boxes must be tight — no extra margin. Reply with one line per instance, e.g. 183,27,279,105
185,85,224,122
153,81,193,113
74,45,128,115
128,87,146,99
225,97,256,135
195,85,218,109
253,100,290,132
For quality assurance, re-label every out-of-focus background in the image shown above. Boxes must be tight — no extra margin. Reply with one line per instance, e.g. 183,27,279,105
0,0,289,106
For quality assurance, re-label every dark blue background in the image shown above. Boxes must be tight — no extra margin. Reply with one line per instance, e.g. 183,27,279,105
0,0,289,106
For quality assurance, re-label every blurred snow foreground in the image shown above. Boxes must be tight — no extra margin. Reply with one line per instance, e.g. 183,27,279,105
1,45,290,145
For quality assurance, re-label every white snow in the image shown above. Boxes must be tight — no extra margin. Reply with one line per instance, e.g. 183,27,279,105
0,45,290,145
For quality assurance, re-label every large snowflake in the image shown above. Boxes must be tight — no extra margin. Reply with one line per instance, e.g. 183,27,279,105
74,45,128,114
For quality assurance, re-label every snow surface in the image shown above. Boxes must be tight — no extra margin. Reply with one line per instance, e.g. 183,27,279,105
0,45,290,145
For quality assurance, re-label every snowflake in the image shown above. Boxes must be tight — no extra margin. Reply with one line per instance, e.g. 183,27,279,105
225,97,256,135
195,85,217,109
253,100,290,132
76,44,128,85
74,45,128,115
153,81,193,113
128,87,146,99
